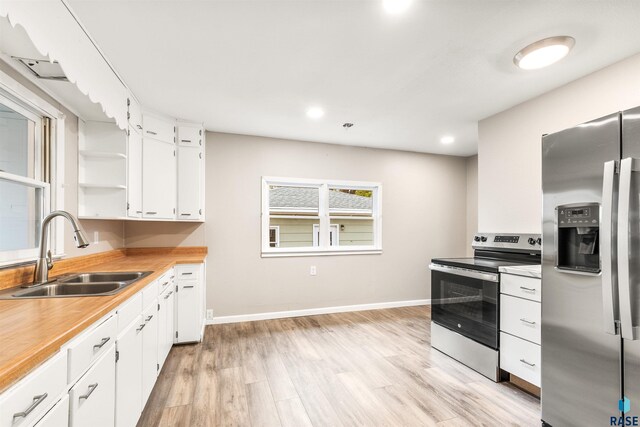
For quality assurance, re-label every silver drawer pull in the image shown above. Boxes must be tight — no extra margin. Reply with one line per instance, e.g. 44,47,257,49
170,276,175,280
145,211,157,215
162,281,169,287
181,272,193,275
146,130,157,135
180,213,192,216
93,337,110,350
519,358,536,367
519,318,536,325
181,139,191,143
136,323,146,332
164,291,173,299
12,393,48,421
79,383,98,400
519,286,536,292
145,315,153,322
183,285,195,289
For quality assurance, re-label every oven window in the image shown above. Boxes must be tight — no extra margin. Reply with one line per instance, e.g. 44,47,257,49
431,269,498,349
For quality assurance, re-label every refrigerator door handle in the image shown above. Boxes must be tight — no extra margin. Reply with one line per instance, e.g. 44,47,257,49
602,160,619,335
618,157,640,340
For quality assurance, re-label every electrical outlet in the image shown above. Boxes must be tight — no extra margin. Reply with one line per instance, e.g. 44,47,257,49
310,265,317,276
206,309,213,320
93,231,99,243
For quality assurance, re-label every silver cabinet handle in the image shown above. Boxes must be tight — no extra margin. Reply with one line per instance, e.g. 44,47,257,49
519,358,535,367
146,130,157,135
136,323,146,332
602,160,619,335
162,281,169,287
79,383,98,400
145,211,157,215
93,337,110,350
164,291,173,299
170,276,175,280
519,318,536,325
136,124,142,130
181,272,193,276
180,213,192,216
12,393,48,421
618,157,640,340
145,315,153,322
181,139,191,143
183,285,195,289
519,286,536,292
136,210,143,214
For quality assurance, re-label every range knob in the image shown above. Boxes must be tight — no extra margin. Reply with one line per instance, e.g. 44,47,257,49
528,238,536,245
536,238,542,245
480,236,487,242
474,236,481,242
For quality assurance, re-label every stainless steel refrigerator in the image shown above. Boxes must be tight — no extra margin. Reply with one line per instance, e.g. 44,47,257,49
542,106,640,426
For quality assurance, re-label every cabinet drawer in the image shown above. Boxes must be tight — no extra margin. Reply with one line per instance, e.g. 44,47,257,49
501,274,541,302
34,394,68,427
500,294,541,344
67,315,117,383
142,280,159,309
117,291,142,334
500,332,541,387
0,351,67,427
157,270,174,294
69,346,116,427
177,125,202,147
175,264,200,281
143,114,174,143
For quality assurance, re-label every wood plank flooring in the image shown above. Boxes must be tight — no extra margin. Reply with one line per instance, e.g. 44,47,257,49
138,306,541,427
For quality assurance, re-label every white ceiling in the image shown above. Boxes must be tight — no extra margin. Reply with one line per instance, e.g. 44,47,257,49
67,0,640,156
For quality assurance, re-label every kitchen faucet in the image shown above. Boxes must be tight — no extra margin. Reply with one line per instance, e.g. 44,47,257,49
27,210,90,287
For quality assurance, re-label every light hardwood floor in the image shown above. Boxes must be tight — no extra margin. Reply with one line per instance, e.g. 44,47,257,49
138,306,541,427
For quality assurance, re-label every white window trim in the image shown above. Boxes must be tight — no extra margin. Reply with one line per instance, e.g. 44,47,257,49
261,176,382,257
0,68,66,267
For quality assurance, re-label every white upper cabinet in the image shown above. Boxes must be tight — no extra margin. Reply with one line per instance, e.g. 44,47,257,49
177,125,202,147
127,97,143,135
143,114,175,144
177,145,203,221
142,138,176,219
127,128,143,218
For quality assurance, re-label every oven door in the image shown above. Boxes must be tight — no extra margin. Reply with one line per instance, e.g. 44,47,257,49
429,263,499,349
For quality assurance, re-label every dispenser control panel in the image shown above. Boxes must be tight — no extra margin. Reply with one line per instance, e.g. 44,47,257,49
558,206,599,227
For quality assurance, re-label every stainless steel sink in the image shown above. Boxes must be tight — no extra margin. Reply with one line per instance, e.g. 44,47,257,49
0,271,152,299
58,271,149,284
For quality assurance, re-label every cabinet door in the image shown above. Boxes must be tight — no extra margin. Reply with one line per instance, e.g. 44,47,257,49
127,127,143,218
142,138,176,219
177,126,202,147
177,145,202,220
69,346,116,427
115,317,143,427
167,288,175,355
141,303,158,406
157,292,167,372
176,281,200,343
34,395,69,427
143,115,174,144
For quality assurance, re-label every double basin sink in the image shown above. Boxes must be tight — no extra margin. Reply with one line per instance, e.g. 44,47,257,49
0,271,152,299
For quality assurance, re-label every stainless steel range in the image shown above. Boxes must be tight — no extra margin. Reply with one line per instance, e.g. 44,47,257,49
429,233,541,381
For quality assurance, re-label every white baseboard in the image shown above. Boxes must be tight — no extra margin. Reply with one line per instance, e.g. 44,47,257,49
206,299,431,325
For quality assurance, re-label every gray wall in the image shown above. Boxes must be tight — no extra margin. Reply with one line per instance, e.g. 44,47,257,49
465,155,478,256
127,132,470,317
478,53,640,233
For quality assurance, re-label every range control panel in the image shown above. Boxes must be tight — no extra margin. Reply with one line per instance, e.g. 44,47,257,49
472,233,541,253
558,206,599,228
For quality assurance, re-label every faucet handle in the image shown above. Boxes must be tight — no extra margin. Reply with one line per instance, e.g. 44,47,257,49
46,250,53,270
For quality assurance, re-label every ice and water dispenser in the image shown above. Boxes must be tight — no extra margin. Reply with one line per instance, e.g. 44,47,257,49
556,204,600,273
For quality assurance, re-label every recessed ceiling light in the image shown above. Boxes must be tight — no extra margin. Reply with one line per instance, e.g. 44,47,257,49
441,135,455,144
514,36,575,70
306,106,324,119
383,0,412,15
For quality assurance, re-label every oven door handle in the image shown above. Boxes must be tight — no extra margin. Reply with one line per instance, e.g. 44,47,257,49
429,263,499,283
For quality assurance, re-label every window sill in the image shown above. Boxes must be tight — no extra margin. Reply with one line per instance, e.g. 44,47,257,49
261,248,382,258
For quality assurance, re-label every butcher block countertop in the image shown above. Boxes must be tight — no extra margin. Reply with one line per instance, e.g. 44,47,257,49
0,247,207,394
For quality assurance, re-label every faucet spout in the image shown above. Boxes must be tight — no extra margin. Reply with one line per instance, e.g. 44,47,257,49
28,210,90,287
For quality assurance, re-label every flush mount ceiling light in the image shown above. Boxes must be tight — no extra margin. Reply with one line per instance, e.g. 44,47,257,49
383,0,412,15
306,106,325,119
514,36,575,70
440,135,455,145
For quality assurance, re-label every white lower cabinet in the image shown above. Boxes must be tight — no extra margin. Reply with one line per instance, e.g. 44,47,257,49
141,302,159,405
69,346,116,427
158,286,175,371
500,332,541,387
175,264,204,344
115,315,143,427
34,395,69,427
